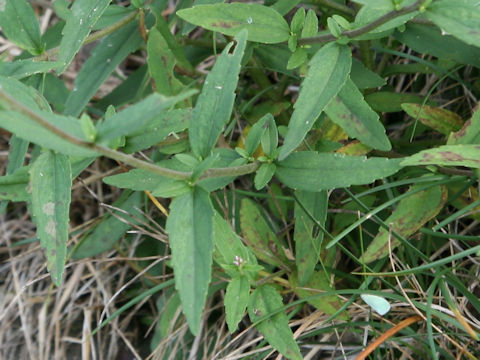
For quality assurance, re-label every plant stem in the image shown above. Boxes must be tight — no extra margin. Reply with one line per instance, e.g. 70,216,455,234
298,0,422,45
0,89,261,182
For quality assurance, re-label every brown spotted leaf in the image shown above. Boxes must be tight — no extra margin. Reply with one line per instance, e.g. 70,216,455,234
177,3,289,44
361,184,447,264
448,106,480,145
401,103,464,135
400,144,480,168
30,151,72,286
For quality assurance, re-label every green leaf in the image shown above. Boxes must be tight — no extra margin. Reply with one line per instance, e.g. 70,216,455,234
400,145,480,168
301,9,318,38
213,211,258,279
71,191,143,258
0,0,44,54
279,43,351,160
0,76,50,112
147,28,184,96
123,109,191,153
30,151,72,286
294,190,327,285
401,103,464,135
425,0,480,48
166,187,214,335
96,91,196,144
325,78,391,151
63,19,144,116
448,107,480,145
290,271,346,317
290,7,305,34
361,184,448,263
260,114,278,156
248,285,302,360
103,162,190,198
56,0,111,74
177,3,289,43
245,114,269,156
0,60,57,79
0,110,99,157
286,47,308,70
365,91,434,113
0,166,30,202
225,275,250,333
276,152,402,191
395,23,480,68
350,58,386,89
352,0,419,35
240,198,286,267
254,163,276,190
189,30,247,159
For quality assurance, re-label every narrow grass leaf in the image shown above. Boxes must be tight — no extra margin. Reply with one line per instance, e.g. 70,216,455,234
294,190,327,285
30,151,72,286
400,145,480,168
361,184,447,263
276,152,402,191
402,103,464,135
279,43,351,160
425,0,480,48
0,0,44,54
248,285,302,360
166,187,214,335
71,191,143,258
325,78,391,151
189,30,247,159
56,0,111,74
225,275,250,333
177,3,289,43
63,20,143,116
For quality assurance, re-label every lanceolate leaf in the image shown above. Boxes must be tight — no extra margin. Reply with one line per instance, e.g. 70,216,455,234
166,187,214,335
0,110,99,157
225,275,250,333
0,0,44,55
189,30,247,159
96,91,196,143
425,0,480,48
177,3,289,43
0,166,30,202
279,43,351,160
71,191,143,258
325,78,391,151
361,184,448,263
401,103,464,135
30,151,72,286
400,145,480,168
294,190,328,285
276,152,402,191
248,285,302,360
56,0,111,74
63,19,144,116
